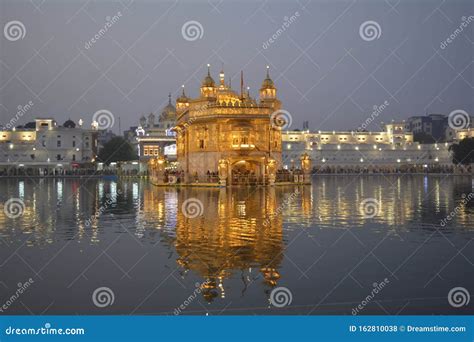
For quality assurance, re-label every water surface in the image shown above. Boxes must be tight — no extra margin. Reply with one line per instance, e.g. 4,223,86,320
0,175,473,315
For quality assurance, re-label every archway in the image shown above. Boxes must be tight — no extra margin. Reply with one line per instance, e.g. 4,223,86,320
230,159,264,185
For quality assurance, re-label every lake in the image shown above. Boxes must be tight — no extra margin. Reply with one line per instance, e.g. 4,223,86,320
0,175,472,315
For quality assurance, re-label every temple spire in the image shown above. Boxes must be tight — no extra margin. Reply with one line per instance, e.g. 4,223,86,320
168,92,172,105
266,65,270,78
240,70,244,99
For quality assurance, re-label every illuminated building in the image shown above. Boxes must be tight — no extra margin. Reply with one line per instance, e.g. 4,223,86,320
0,118,97,174
172,65,283,185
282,123,453,171
130,94,178,163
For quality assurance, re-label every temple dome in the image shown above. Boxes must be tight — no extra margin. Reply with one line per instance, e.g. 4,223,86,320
160,94,176,121
201,64,215,87
260,66,275,90
63,119,76,128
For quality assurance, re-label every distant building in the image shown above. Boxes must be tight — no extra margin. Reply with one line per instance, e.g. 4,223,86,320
97,130,116,152
405,114,448,142
126,94,178,164
0,118,98,175
282,123,452,171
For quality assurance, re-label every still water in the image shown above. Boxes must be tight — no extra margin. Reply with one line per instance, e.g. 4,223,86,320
0,175,473,315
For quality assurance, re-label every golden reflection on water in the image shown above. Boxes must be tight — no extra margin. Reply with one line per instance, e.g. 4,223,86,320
0,176,472,292
173,187,287,301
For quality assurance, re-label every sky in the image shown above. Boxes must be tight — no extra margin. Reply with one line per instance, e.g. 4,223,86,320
0,0,473,134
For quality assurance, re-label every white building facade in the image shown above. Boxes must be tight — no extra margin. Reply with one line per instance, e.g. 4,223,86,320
0,118,98,175
282,123,453,173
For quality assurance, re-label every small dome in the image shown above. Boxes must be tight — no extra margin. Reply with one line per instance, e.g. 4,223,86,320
63,119,76,128
201,65,215,87
177,87,189,103
260,66,275,90
160,94,176,121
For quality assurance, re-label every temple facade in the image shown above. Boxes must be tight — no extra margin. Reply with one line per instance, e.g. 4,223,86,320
172,65,287,186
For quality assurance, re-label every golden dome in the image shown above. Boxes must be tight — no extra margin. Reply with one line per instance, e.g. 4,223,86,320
201,64,215,87
177,86,189,103
260,66,275,90
159,94,176,121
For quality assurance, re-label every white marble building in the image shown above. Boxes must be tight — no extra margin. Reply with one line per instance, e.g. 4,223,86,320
0,118,98,175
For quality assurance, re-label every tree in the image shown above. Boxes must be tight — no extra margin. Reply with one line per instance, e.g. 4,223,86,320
98,136,138,165
449,137,474,165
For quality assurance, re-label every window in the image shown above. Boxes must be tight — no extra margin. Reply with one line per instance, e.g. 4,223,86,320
56,154,61,160
57,140,61,147
199,140,204,149
72,154,76,161
42,141,46,147
72,141,76,147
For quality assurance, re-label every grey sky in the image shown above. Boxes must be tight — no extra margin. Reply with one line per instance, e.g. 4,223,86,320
1,0,473,133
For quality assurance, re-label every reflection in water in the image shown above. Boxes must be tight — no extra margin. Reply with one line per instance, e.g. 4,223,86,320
173,188,286,301
0,175,473,313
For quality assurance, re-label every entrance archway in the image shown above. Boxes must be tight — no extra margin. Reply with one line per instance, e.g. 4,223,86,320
230,159,264,185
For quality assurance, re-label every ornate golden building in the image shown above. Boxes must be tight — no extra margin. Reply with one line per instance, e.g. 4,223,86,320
173,65,283,186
